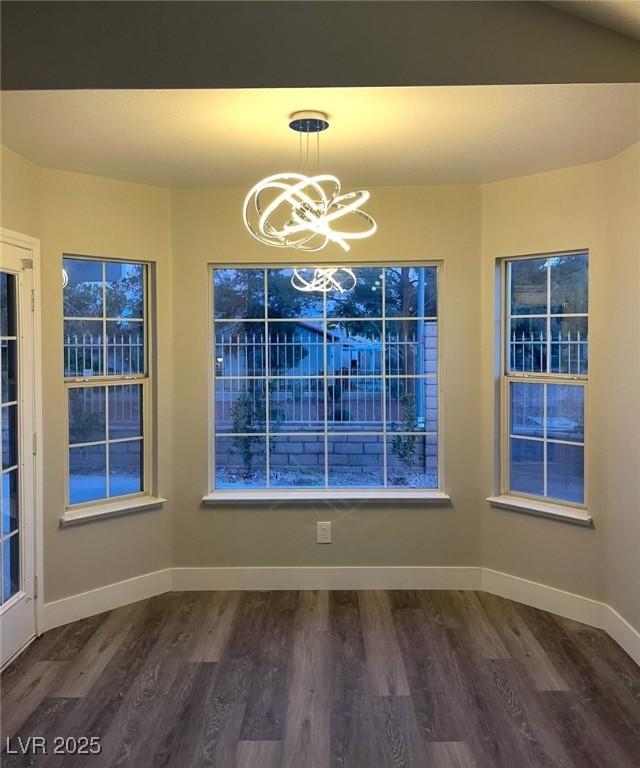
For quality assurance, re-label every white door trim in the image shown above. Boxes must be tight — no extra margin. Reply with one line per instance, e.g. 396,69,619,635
0,228,43,646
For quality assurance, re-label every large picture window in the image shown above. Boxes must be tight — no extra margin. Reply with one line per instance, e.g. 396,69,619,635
63,256,148,506
211,265,440,494
503,252,588,506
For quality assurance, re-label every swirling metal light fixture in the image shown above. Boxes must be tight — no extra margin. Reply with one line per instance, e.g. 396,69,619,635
243,112,376,260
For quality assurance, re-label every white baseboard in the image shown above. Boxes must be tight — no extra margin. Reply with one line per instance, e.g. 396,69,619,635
41,568,173,632
481,568,640,666
39,565,639,667
480,568,605,628
603,605,640,667
172,565,481,592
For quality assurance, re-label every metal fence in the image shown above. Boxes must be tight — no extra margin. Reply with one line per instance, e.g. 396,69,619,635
509,331,588,375
212,324,439,429
213,324,438,378
64,334,144,377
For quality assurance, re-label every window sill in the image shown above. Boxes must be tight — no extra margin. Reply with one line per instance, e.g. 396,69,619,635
486,495,592,527
203,489,451,504
60,496,167,527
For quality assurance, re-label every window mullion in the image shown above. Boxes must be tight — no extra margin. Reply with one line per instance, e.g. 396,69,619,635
381,268,388,487
323,283,328,489
264,269,270,489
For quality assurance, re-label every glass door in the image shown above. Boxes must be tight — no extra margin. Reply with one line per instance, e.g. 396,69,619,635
0,240,36,667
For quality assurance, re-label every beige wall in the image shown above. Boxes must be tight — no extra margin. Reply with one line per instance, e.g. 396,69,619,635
603,145,640,629
1,146,174,601
1,142,638,631
480,145,640,610
170,185,483,569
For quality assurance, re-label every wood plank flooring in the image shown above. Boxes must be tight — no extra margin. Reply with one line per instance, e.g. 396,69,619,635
2,590,639,767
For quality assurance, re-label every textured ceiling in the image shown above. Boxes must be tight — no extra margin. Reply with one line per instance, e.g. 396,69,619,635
1,84,638,188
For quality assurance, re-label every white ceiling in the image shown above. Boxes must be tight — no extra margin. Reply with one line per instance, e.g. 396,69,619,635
1,84,638,188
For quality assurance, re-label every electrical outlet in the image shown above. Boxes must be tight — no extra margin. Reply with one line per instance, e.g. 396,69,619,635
317,521,332,544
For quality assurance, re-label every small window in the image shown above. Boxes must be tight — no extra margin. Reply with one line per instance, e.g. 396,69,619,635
210,264,440,494
63,257,149,506
503,252,588,505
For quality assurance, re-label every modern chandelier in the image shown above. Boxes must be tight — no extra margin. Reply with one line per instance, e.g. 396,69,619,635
242,111,376,258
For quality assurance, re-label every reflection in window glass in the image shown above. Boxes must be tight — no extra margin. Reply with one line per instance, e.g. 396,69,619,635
212,265,439,491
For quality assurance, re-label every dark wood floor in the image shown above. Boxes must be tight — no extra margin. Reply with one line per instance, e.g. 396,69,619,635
2,590,640,768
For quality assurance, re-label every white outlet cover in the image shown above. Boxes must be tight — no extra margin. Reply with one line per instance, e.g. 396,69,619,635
317,522,332,543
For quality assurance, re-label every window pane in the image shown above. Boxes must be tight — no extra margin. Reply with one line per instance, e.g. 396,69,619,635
68,387,106,444
326,267,383,318
214,269,265,319
386,378,437,432
509,439,544,496
387,434,438,488
550,254,588,315
549,317,588,375
109,384,143,439
2,405,17,469
109,440,143,497
510,257,547,315
0,273,16,337
215,434,266,489
267,269,324,319
508,317,547,373
327,320,382,377
63,258,103,317
269,378,324,431
268,322,325,377
546,385,584,442
547,443,584,504
328,435,384,487
385,320,434,376
385,266,437,318
64,319,104,377
69,444,106,504
327,377,382,429
215,380,267,433
106,262,144,319
269,435,325,488
510,382,543,439
1,470,18,536
2,533,19,602
106,320,145,375
1,340,17,403
215,322,265,377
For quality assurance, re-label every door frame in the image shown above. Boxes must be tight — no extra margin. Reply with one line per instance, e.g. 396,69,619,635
1,227,43,663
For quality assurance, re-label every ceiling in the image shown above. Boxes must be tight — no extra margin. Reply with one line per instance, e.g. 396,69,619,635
548,1,640,40
1,84,638,188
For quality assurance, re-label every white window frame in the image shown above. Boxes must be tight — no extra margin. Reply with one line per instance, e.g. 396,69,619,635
204,261,448,503
61,255,164,525
494,250,589,520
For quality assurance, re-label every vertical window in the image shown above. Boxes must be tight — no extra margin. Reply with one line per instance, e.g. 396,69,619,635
211,265,440,494
504,252,588,505
63,257,148,506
